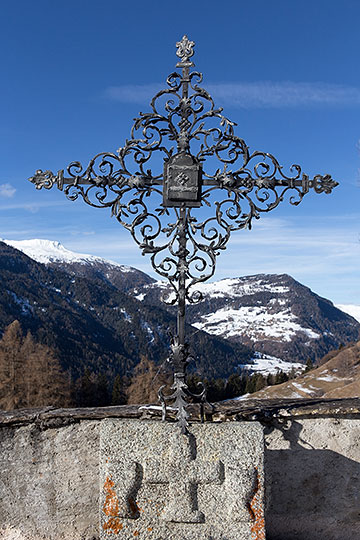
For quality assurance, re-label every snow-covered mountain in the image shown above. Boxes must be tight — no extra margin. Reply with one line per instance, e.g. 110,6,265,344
133,274,360,364
189,277,320,343
2,239,154,291
188,275,360,363
2,238,121,266
4,238,359,370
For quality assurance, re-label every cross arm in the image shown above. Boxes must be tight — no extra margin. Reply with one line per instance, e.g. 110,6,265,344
205,172,338,195
29,168,337,196
28,168,162,190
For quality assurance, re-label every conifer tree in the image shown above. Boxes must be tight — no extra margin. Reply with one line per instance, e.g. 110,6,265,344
25,337,71,408
96,372,110,407
126,356,171,404
274,370,289,385
254,373,266,392
75,368,97,407
304,358,313,373
245,374,256,394
0,321,71,410
225,373,247,398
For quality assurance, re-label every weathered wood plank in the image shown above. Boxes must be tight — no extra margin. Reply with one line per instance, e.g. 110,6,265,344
1,397,360,428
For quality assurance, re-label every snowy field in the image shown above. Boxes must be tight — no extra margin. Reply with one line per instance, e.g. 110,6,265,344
238,352,305,376
193,306,320,343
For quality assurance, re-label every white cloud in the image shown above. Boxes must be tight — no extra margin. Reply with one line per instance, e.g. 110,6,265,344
0,183,16,198
104,81,360,109
207,82,360,109
0,201,67,212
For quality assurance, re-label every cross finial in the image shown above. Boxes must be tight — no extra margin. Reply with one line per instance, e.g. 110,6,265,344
176,35,195,64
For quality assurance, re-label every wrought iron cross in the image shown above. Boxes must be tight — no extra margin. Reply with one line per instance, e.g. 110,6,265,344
29,36,338,433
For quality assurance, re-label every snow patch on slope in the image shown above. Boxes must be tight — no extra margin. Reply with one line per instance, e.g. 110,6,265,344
238,352,305,376
193,306,320,342
192,277,289,299
6,290,34,315
2,239,132,271
292,382,313,394
144,274,291,304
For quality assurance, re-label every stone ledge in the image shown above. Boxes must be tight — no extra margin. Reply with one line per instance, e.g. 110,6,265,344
1,402,360,539
1,397,359,429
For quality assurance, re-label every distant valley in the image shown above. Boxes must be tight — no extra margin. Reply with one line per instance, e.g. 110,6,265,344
1,238,359,381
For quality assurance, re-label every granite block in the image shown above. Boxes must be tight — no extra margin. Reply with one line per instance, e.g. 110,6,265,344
100,420,265,540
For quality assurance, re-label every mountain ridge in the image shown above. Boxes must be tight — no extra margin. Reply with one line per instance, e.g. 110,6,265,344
2,238,125,267
129,273,360,363
2,238,155,292
0,241,251,380
2,238,359,369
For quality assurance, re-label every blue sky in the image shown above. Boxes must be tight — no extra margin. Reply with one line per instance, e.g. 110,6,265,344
0,0,359,304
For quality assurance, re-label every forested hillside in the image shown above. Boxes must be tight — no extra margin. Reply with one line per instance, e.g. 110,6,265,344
0,242,252,382
0,320,295,410
0,320,70,410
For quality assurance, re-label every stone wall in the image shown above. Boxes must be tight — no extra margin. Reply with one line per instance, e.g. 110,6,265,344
0,398,359,540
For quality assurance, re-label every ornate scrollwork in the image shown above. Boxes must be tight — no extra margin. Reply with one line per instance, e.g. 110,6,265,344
29,37,337,307
29,35,338,430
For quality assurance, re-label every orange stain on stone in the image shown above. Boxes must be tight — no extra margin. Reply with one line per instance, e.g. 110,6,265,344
249,468,265,540
102,476,123,534
103,517,123,534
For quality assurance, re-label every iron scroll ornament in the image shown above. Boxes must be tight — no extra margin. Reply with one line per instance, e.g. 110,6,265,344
29,36,338,433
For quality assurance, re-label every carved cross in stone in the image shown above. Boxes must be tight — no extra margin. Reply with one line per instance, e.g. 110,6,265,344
143,432,223,523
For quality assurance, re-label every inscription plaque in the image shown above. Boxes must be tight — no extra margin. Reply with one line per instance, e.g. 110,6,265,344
163,153,202,207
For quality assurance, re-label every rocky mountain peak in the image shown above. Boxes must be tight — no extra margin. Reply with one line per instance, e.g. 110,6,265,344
2,238,125,267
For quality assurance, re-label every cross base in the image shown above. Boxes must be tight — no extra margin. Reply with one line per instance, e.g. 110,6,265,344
100,419,265,540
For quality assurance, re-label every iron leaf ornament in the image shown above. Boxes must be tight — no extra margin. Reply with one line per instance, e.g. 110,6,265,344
176,35,195,62
29,36,338,433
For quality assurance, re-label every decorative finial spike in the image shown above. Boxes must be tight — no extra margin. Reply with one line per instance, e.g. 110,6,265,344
176,35,195,64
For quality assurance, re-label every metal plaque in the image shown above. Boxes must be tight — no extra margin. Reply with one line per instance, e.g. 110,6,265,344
163,153,202,207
